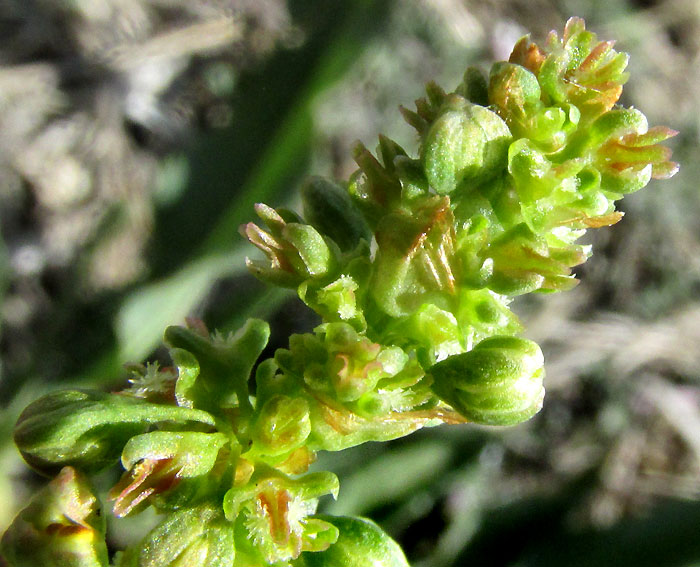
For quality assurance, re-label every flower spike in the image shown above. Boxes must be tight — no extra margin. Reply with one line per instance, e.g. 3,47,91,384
4,18,679,567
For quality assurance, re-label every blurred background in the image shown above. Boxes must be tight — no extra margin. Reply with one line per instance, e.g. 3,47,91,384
1,0,699,565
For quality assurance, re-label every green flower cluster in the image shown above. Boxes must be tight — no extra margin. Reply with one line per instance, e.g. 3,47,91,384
2,19,677,567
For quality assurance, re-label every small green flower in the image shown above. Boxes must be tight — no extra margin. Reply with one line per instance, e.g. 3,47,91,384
277,323,405,403
485,222,583,295
382,303,464,367
242,203,337,287
224,467,339,564
508,17,629,118
109,431,229,517
454,288,523,348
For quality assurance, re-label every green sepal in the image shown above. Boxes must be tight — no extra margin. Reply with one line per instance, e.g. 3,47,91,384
253,358,296,405
286,224,336,277
352,359,432,419
165,318,270,413
456,66,488,106
224,468,339,521
304,392,436,453
170,348,201,409
429,336,545,426
301,176,372,253
481,173,524,229
1,467,108,567
292,515,409,567
394,156,430,201
13,390,215,475
121,431,228,476
529,104,580,149
599,163,652,196
231,519,339,567
508,139,587,204
453,209,502,290
377,134,409,175
114,504,235,567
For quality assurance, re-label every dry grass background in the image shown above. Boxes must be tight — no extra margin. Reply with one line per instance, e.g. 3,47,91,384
1,1,699,566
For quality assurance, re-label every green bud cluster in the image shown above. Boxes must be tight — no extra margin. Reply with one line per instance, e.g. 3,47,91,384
3,19,677,567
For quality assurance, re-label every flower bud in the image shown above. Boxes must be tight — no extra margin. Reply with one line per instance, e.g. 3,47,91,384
13,390,215,475
429,336,545,426
1,467,108,567
421,96,511,194
593,110,679,194
294,515,409,567
114,504,235,567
